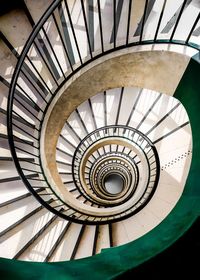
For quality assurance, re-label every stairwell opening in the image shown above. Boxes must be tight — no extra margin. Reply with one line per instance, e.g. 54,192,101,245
103,173,125,195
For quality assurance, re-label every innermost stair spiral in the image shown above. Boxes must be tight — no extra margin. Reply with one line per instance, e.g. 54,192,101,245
104,173,124,195
38,86,192,228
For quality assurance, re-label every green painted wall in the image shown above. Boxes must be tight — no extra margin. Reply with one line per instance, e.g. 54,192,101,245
1,55,200,279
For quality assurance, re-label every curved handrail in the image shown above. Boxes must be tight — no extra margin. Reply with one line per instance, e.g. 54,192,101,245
7,0,200,224
72,125,158,207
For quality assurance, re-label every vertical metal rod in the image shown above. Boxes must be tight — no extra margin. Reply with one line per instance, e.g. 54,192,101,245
64,0,83,63
92,225,99,255
81,0,93,58
42,27,65,77
26,56,52,94
154,0,167,41
52,12,73,71
70,225,86,260
115,87,124,127
75,108,89,134
108,223,113,247
33,42,59,86
186,12,200,44
87,0,95,51
113,0,116,48
170,0,187,41
139,0,149,43
88,98,97,130
97,0,104,52
126,0,132,45
44,222,71,262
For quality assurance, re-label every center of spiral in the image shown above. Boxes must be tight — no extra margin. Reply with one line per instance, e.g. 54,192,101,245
103,173,124,195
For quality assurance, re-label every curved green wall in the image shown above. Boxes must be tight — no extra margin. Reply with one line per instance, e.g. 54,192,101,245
0,55,200,280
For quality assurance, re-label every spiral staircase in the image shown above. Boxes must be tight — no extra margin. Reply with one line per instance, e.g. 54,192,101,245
0,0,200,279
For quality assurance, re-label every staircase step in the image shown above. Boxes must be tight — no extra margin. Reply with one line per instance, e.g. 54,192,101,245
0,208,54,259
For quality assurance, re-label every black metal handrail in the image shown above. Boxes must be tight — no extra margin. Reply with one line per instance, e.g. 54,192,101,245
74,151,139,206
7,0,200,224
72,125,158,207
65,147,139,207
91,156,137,200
